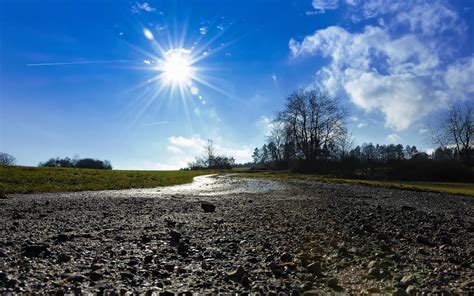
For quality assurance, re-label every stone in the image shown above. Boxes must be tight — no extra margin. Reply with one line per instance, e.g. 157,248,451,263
22,244,49,258
416,235,434,246
227,266,245,282
89,271,103,281
302,290,326,296
57,253,71,263
169,230,181,242
326,277,339,288
307,262,322,275
201,203,216,213
406,285,417,294
367,260,379,269
401,274,416,285
280,252,293,262
392,288,409,296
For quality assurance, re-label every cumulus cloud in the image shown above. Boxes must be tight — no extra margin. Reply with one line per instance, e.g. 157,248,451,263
386,133,401,143
290,0,473,131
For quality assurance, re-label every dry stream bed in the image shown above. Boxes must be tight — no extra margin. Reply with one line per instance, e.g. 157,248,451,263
0,175,473,294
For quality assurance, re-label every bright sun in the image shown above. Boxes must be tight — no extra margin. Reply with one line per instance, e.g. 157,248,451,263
160,48,194,86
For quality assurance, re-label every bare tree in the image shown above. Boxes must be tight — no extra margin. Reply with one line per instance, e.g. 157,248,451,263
430,105,473,164
278,89,347,160
204,139,216,168
0,152,16,166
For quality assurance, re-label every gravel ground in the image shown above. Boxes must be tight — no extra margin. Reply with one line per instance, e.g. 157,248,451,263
0,175,473,294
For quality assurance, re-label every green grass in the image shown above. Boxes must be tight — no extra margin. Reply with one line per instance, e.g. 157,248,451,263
0,166,218,194
238,171,474,197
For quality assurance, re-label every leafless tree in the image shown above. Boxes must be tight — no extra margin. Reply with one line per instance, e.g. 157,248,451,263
278,89,347,160
429,105,473,164
204,139,216,167
0,152,16,166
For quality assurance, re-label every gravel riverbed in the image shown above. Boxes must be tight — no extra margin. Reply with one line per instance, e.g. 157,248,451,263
1,175,473,294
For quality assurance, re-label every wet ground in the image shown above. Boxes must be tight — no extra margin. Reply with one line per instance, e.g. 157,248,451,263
0,175,473,294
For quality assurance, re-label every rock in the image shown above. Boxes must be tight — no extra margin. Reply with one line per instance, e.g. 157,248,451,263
169,230,181,242
307,262,322,275
67,274,86,283
280,252,293,262
439,236,452,245
89,271,103,281
302,290,326,296
227,266,245,282
201,203,216,213
392,288,409,296
22,244,49,258
367,287,381,293
367,260,379,269
401,274,416,285
416,235,434,246
368,267,381,278
54,233,72,243
57,253,71,263
326,277,339,288
177,241,189,255
406,285,417,294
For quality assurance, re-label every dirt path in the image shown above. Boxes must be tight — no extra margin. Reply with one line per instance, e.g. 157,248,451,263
0,175,473,294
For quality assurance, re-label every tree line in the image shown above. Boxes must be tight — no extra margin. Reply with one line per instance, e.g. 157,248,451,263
251,89,473,182
39,157,112,170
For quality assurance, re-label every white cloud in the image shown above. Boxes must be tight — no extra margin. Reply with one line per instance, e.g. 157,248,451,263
256,115,273,136
199,26,208,35
155,135,253,169
357,122,367,128
289,0,472,131
131,2,156,13
311,0,339,12
386,133,401,143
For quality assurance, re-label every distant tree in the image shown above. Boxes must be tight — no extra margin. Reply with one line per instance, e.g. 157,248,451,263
429,105,473,164
252,148,261,164
188,139,235,170
0,152,16,166
278,89,347,160
204,139,216,168
39,157,112,169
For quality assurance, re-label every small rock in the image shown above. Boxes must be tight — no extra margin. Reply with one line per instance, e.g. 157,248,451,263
401,274,416,285
368,267,381,278
307,262,322,275
367,287,380,293
326,277,339,288
392,288,408,296
280,252,293,262
367,260,379,269
302,290,326,296
67,274,86,283
406,285,417,294
22,244,49,258
89,271,102,281
416,235,434,246
201,202,216,213
227,266,245,282
57,253,71,263
169,230,181,242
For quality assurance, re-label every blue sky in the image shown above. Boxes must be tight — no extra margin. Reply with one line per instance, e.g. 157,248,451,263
1,0,473,169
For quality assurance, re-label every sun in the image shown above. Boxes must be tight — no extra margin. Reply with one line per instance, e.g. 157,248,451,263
159,48,195,87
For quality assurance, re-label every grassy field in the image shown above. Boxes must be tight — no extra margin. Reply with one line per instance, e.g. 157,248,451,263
0,166,217,194
239,171,474,197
